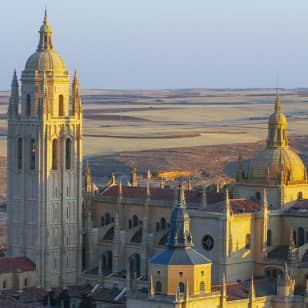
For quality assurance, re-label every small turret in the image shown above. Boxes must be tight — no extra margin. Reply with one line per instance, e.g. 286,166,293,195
224,189,232,218
131,167,138,187
72,70,82,117
249,276,256,303
201,186,207,209
288,229,297,266
236,152,244,182
187,177,192,191
220,273,227,307
85,161,93,193
160,177,165,189
8,70,19,118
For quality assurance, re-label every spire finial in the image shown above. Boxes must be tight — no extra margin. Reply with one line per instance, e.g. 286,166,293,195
221,272,227,298
201,186,207,209
146,181,151,199
44,7,48,24
176,184,186,208
118,180,123,196
225,188,231,217
262,189,268,211
37,9,53,51
249,275,256,300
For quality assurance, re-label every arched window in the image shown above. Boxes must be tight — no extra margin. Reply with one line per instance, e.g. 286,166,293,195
245,234,251,249
25,94,31,116
24,278,28,287
156,281,162,294
17,138,22,169
160,218,166,230
133,215,138,227
30,139,36,170
52,139,58,170
200,281,205,294
255,191,261,201
178,282,185,293
2,280,6,289
293,230,297,247
156,222,160,232
101,216,105,226
298,227,305,246
65,139,72,169
128,219,132,229
298,192,303,200
105,213,111,225
267,229,272,247
59,95,64,116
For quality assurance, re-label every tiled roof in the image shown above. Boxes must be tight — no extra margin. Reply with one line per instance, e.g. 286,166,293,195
212,277,275,301
101,186,225,205
206,199,261,214
267,245,289,261
0,257,35,273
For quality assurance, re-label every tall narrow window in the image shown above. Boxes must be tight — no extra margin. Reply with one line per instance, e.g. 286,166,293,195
17,138,22,169
24,278,28,287
65,139,72,169
30,139,36,170
59,95,64,116
245,234,251,249
52,139,58,170
160,218,166,230
267,229,272,247
26,94,31,116
178,282,185,293
200,281,205,294
155,281,162,294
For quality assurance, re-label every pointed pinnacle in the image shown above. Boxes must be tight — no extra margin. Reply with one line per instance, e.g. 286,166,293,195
118,180,123,196
146,181,151,199
275,94,281,113
44,8,48,24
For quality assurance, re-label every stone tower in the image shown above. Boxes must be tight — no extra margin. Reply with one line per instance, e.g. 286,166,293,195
7,11,83,288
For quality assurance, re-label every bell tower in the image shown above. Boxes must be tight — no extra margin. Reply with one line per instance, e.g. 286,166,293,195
7,10,83,288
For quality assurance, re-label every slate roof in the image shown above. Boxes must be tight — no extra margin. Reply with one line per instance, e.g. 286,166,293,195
149,248,211,266
285,199,308,216
267,245,289,261
0,257,35,273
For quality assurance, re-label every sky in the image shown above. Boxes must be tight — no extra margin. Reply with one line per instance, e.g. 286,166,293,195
1,0,308,90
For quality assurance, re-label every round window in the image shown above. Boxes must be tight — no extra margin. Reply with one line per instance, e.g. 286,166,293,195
202,235,214,251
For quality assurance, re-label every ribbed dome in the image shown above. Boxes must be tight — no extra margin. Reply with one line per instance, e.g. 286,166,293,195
249,148,306,182
24,50,67,73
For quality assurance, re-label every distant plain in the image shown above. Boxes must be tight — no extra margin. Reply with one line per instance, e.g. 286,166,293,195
0,88,308,191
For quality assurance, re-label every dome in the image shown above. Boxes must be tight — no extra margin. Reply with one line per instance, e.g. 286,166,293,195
24,50,67,73
248,148,307,183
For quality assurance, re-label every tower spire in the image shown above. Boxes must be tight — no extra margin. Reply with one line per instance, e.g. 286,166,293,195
167,185,193,249
72,70,82,116
37,9,53,51
267,91,288,149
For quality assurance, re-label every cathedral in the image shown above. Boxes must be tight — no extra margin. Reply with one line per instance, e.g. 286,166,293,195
5,11,308,307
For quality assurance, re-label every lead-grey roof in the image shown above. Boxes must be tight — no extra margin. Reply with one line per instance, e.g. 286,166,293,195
149,248,211,266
